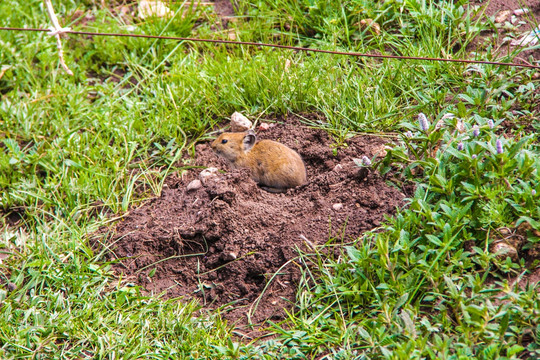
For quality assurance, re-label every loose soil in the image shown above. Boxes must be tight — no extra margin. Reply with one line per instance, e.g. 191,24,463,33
99,114,404,330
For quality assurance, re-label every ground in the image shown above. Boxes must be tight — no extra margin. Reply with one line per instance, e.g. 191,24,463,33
97,114,404,331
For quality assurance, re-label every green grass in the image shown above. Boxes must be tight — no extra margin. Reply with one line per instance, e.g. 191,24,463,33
1,0,540,358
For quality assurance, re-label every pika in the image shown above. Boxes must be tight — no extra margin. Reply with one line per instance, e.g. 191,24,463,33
211,130,307,192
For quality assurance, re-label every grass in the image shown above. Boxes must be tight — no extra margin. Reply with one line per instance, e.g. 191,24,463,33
1,0,540,358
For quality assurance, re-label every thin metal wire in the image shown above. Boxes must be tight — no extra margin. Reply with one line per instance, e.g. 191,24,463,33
1,26,540,69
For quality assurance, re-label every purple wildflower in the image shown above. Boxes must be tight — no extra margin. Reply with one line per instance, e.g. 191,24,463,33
418,113,429,131
405,131,413,138
532,189,536,196
496,139,504,154
457,142,464,151
487,119,494,129
473,125,480,137
472,154,477,159
361,156,372,167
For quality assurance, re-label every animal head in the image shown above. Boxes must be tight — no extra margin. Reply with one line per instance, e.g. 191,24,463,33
211,130,257,162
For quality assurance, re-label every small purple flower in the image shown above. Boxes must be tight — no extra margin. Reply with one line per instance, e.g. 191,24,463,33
532,189,537,196
473,125,480,137
361,156,372,167
496,139,504,154
405,131,413,138
418,113,429,131
457,142,464,151
487,119,494,129
472,154,477,159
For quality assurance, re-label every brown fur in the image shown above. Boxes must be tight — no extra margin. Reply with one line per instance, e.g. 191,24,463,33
211,130,307,191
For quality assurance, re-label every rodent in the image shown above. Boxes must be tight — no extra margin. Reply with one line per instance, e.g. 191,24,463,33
211,130,307,192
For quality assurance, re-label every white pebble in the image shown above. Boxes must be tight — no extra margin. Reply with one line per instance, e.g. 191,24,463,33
230,112,252,132
223,252,237,261
333,203,343,211
514,8,530,16
199,167,219,185
186,179,202,191
495,10,511,23
491,242,518,262
258,122,270,131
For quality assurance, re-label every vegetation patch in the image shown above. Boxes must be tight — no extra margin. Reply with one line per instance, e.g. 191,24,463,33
1,0,539,358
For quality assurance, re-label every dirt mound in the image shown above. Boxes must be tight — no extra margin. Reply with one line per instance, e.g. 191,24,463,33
101,115,404,328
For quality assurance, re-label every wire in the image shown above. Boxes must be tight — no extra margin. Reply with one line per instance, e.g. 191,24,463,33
1,26,540,69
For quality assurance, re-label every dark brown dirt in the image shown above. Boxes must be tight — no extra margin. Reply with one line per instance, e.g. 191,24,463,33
99,114,403,331
0,208,24,228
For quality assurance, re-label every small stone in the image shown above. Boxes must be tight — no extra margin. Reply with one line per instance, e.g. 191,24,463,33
490,242,518,262
358,19,381,35
495,10,511,23
333,164,343,172
187,179,202,191
259,122,270,131
7,282,16,292
199,167,219,185
227,30,237,41
373,145,388,157
230,112,252,132
222,252,237,261
514,8,530,16
333,203,343,211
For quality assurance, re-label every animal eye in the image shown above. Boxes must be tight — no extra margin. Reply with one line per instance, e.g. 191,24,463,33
221,139,228,144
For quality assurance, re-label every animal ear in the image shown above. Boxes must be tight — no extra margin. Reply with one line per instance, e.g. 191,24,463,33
243,130,256,151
